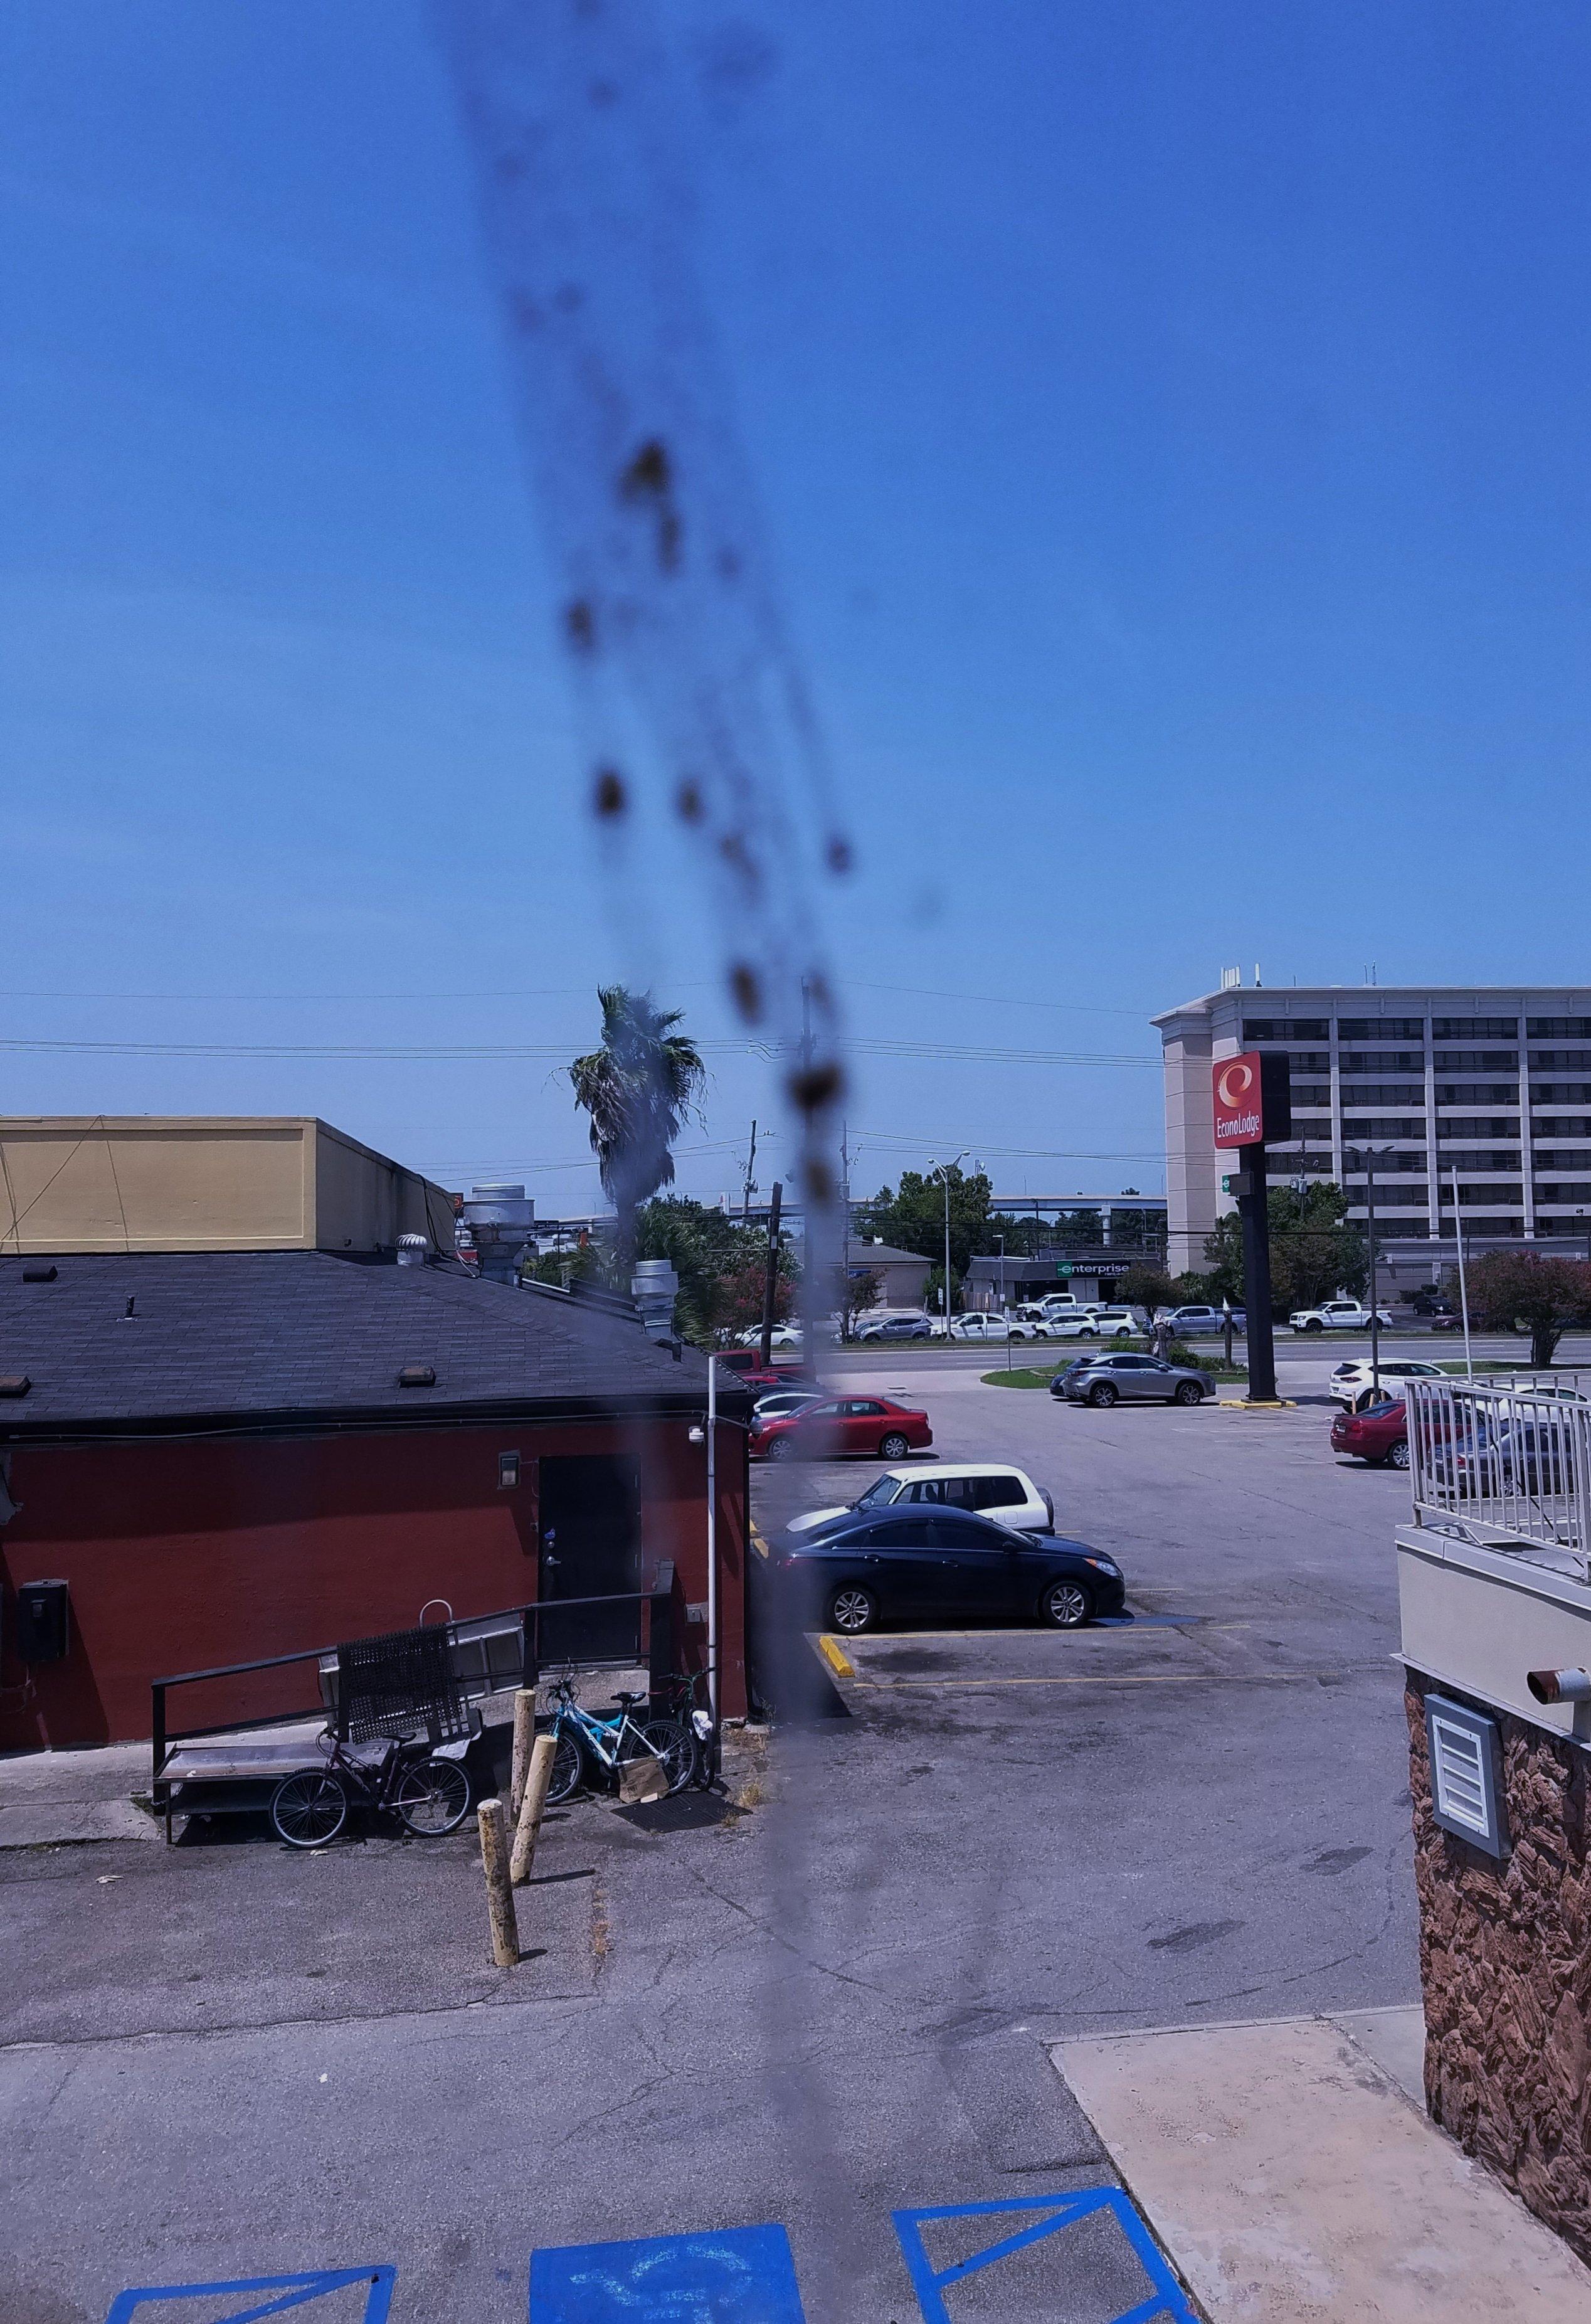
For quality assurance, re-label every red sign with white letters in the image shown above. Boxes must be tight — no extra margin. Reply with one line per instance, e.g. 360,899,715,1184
1212,1051,1264,1147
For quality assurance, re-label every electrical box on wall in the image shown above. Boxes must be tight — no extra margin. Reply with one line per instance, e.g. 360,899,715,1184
16,1579,70,1665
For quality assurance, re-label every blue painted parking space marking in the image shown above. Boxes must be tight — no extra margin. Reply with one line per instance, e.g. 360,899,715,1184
105,2269,395,2324
529,2225,807,2322
892,2190,1197,2323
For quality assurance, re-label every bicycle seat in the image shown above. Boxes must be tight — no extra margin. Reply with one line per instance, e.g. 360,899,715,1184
613,1689,646,1709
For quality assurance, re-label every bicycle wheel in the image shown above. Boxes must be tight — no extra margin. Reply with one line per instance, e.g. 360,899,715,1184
633,1717,693,1796
546,1729,585,1805
271,1768,348,1849
393,1755,472,1837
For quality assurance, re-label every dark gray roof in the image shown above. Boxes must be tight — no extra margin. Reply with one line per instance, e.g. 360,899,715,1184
845,1243,933,1268
0,1251,716,1436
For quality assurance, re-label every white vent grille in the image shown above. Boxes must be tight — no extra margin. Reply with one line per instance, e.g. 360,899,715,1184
1430,1714,1488,1836
1424,1694,1508,1857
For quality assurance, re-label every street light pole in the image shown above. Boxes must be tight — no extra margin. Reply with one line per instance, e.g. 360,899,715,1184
929,1153,965,1340
998,1232,1010,1371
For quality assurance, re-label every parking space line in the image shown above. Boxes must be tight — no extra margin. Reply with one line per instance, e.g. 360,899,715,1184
840,1666,1384,1692
105,2269,395,2323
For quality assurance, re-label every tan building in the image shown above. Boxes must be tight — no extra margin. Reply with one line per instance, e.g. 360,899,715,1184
0,1117,456,1256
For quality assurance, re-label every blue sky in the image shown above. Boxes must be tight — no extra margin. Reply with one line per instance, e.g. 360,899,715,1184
4,3,1590,1215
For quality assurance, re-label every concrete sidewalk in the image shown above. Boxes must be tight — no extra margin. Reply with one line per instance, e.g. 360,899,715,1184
0,1743,157,1847
1056,2008,1591,2320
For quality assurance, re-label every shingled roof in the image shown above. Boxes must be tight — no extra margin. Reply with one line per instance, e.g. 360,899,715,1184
0,1251,716,1438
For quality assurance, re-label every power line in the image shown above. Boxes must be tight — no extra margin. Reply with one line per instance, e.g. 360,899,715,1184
0,1034,1156,1066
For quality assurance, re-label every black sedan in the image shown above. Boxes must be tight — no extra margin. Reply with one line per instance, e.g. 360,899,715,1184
772,1506,1126,1633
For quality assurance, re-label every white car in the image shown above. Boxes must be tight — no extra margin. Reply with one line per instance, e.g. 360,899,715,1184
734,1324,803,1349
1289,1300,1394,1334
1328,1358,1445,1409
752,1389,825,1421
786,1461,1055,1536
1035,1310,1134,1340
938,1314,1037,1342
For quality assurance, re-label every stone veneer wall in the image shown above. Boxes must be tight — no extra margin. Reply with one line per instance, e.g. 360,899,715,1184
1405,1670,1591,2264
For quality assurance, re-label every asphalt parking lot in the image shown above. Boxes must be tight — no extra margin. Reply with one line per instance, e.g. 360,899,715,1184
3,1366,1422,2323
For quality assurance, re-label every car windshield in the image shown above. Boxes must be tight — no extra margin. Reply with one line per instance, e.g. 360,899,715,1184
854,1476,903,1507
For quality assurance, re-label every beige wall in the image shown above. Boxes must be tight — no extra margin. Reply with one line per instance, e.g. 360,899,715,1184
0,1118,456,1255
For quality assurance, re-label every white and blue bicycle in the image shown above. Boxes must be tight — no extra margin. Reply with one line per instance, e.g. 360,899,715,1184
541,1675,694,1805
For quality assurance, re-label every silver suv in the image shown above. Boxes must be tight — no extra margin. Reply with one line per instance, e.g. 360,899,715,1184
1051,1351,1215,1408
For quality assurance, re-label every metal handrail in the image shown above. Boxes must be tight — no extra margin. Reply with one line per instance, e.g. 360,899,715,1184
152,1573,680,1798
1406,1376,1591,1579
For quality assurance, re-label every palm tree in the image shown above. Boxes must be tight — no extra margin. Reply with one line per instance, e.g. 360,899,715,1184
569,987,706,1271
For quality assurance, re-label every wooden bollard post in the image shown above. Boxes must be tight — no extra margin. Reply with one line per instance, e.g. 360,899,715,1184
477,1800,519,1968
509,1687,536,1820
510,1734,557,1886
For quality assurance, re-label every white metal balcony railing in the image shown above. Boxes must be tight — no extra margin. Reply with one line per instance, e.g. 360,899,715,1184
1405,1376,1591,1581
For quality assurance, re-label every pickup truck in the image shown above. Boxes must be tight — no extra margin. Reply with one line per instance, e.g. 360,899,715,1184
1289,1299,1395,1334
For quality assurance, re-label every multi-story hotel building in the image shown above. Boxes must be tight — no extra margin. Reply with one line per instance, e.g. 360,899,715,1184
1155,983,1591,1281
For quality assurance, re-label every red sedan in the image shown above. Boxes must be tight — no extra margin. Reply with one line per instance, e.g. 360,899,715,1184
750,1395,933,1463
1330,1398,1409,1470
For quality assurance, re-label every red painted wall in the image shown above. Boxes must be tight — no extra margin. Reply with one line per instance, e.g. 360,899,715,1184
0,1414,746,1749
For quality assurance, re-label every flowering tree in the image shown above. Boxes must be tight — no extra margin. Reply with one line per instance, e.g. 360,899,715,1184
1464,1251,1591,1369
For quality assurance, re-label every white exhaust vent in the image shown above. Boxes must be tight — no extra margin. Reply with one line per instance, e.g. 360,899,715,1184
1425,1694,1509,1859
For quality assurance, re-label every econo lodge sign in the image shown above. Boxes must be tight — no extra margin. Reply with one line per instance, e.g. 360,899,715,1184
1212,1051,1264,1147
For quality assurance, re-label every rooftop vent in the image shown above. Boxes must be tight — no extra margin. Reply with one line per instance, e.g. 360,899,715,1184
397,1364,436,1388
0,1375,32,1398
396,1235,428,1268
21,1263,56,1283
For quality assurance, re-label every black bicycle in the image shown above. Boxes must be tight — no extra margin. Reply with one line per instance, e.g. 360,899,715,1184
270,1732,472,1848
658,1668,719,1790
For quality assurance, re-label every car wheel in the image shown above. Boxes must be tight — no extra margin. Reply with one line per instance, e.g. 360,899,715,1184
1087,1382,1118,1408
1173,1381,1203,1406
879,1432,911,1460
768,1437,798,1463
1387,1440,1411,1471
1039,1578,1093,1629
1302,1319,1324,1334
827,1584,878,1635
1081,1328,1098,1339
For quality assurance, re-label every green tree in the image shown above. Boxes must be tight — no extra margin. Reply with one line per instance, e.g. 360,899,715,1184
1200,1182,1366,1317
838,1265,883,1338
985,1211,1049,1258
1119,1261,1176,1320
569,987,706,1270
856,1164,993,1281
1465,1251,1591,1369
631,1194,786,1347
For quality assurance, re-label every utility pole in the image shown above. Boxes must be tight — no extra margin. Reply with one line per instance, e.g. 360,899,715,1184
998,1233,1011,1372
840,1120,852,1343
759,1181,783,1370
1451,1164,1474,1379
1366,1150,1381,1401
741,1120,758,1225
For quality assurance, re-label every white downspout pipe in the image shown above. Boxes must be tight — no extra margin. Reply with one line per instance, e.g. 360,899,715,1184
706,1354,719,1723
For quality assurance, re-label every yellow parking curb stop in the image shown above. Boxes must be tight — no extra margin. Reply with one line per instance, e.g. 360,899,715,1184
817,1633,855,1680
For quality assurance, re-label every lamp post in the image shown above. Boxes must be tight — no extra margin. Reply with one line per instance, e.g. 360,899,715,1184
929,1154,966,1342
1350,1145,1393,1400
998,1232,1011,1372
